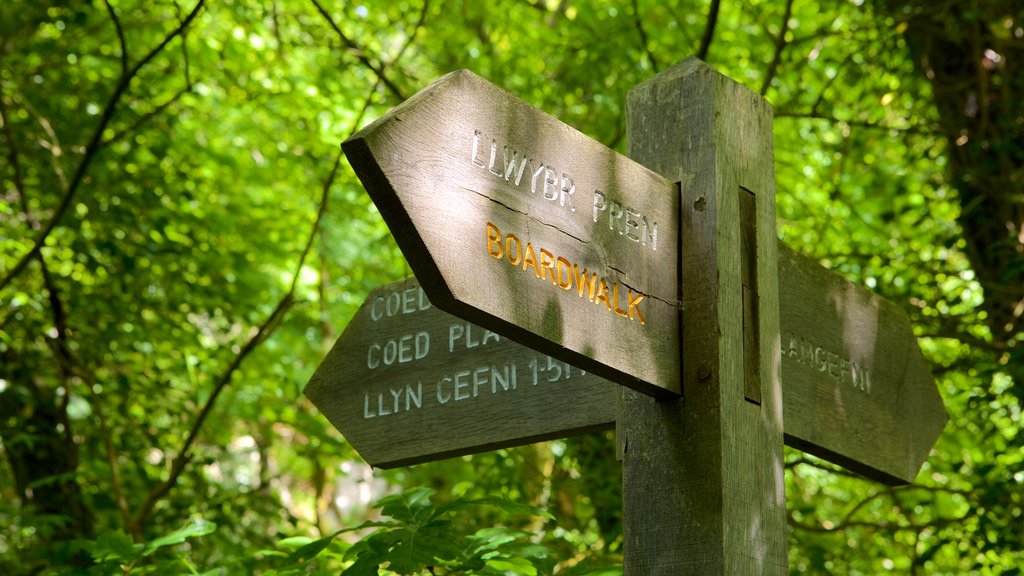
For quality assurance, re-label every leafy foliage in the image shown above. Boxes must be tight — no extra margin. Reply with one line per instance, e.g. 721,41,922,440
249,487,562,575
1,0,1021,574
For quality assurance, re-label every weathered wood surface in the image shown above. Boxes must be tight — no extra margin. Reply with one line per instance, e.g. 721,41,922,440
342,69,681,398
304,277,615,468
778,243,948,485
620,58,787,575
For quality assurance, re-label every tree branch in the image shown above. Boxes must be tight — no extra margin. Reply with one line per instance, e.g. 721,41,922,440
68,365,136,540
790,482,975,535
0,92,27,214
387,0,430,68
774,110,941,135
103,0,129,77
309,0,406,101
0,0,206,294
631,0,659,71
760,0,795,95
132,144,345,532
4,93,113,539
12,89,69,188
696,0,721,61
101,85,192,149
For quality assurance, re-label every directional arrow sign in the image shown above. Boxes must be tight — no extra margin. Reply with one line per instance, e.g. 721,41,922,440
777,244,947,485
343,70,681,398
304,278,615,469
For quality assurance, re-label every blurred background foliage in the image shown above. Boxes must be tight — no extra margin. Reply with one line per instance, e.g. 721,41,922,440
1,0,1021,573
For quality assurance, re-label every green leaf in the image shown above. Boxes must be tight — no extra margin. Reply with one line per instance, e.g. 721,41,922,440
285,529,344,563
142,519,217,556
88,530,142,563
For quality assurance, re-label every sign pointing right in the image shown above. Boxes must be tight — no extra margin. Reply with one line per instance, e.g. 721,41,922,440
777,243,947,485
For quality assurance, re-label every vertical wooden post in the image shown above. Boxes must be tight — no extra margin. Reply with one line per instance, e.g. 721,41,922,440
620,59,786,573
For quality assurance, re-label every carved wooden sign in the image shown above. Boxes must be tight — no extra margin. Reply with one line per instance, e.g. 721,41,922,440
342,69,681,399
304,277,614,469
316,68,947,488
777,244,947,485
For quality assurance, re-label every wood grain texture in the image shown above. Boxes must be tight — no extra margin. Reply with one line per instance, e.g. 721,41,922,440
777,242,948,485
621,58,787,575
304,277,616,468
342,70,681,398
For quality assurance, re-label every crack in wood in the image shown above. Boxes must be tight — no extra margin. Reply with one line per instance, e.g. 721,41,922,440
459,184,591,247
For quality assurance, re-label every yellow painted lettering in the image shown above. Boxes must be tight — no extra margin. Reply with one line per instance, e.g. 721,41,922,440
556,257,573,290
573,265,596,301
612,283,629,319
628,290,645,325
522,243,540,277
486,221,503,258
539,248,557,286
505,233,522,265
595,278,612,311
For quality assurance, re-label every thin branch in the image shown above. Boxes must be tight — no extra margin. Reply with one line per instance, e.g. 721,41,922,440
696,0,721,61
760,0,795,95
0,93,27,212
918,328,1009,352
774,110,941,135
387,0,430,68
4,91,121,538
789,510,975,534
103,0,129,77
790,481,976,535
631,0,659,71
0,0,206,294
14,90,68,188
132,145,345,532
71,366,137,539
133,287,293,531
810,51,856,115
786,454,865,479
309,0,406,101
101,85,192,149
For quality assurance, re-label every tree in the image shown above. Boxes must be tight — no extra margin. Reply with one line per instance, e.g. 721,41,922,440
1,0,1020,573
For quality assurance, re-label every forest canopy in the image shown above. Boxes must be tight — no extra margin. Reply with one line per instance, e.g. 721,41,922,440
1,0,1021,574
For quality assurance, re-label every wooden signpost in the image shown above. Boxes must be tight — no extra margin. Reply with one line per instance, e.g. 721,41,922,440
309,58,948,574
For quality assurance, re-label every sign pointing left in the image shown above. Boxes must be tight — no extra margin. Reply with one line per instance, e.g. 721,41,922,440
343,70,681,398
304,277,616,469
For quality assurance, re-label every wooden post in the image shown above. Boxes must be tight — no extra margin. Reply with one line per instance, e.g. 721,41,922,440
620,59,787,573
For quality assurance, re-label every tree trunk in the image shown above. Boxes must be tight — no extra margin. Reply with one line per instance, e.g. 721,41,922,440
885,1,1024,347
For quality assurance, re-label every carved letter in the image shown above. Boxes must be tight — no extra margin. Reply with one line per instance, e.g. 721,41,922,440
628,290,646,325
486,221,503,258
593,190,606,223
522,243,541,278
471,129,487,168
540,248,557,286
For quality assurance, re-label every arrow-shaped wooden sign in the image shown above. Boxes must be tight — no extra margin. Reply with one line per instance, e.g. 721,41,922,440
327,68,947,484
304,278,615,469
777,244,947,484
343,69,681,399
